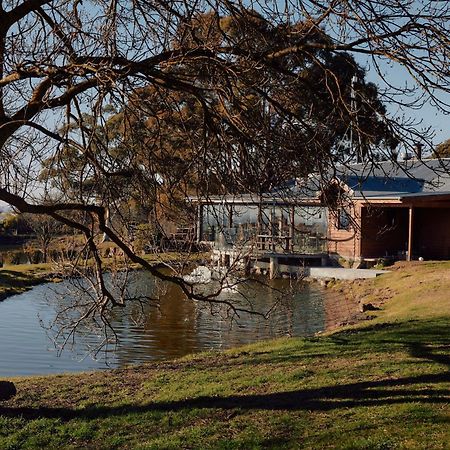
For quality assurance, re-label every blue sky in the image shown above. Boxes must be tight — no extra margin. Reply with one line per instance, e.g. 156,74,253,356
361,56,449,148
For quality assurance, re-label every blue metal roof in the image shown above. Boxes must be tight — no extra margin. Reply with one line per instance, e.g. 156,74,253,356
342,175,424,197
194,159,450,204
335,158,450,198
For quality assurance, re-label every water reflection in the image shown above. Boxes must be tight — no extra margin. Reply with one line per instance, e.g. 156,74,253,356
0,271,330,377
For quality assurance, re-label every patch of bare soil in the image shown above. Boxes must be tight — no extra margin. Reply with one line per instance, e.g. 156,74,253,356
322,288,364,331
323,274,398,332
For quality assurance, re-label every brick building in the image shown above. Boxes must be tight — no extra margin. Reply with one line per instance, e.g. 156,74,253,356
196,158,450,263
328,158,450,261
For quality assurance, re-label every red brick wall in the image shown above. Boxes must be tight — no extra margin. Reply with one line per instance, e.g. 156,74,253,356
327,202,450,260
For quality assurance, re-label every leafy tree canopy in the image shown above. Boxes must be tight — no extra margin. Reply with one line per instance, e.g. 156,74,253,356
0,0,447,335
434,139,450,158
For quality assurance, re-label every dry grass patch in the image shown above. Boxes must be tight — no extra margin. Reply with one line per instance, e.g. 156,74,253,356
334,260,450,323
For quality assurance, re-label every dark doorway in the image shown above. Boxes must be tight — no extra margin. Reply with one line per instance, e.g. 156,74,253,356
361,207,409,258
413,208,450,259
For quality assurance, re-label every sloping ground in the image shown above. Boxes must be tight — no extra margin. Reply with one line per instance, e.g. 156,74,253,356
0,264,53,301
335,260,450,321
1,262,449,449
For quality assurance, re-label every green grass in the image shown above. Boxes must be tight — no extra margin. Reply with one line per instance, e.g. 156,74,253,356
335,260,450,322
0,264,54,301
1,261,450,449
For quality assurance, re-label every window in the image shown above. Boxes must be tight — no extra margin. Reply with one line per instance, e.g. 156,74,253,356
337,208,351,230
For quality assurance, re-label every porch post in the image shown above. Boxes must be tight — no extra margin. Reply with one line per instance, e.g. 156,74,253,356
290,206,295,252
270,205,276,251
227,205,233,229
407,206,414,261
257,198,262,234
270,205,275,235
196,203,203,243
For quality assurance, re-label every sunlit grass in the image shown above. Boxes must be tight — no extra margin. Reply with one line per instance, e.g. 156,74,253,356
0,264,53,300
1,261,449,448
334,261,450,323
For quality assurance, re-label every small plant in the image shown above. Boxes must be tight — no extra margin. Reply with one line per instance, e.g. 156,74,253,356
373,258,393,270
133,223,158,254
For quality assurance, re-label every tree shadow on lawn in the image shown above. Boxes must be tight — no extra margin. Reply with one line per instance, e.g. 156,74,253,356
228,320,450,368
329,320,450,347
1,320,449,421
0,269,45,288
2,372,449,422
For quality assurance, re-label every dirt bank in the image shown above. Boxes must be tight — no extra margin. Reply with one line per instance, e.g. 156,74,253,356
330,260,450,324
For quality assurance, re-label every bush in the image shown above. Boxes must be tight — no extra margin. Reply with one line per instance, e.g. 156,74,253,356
1,251,24,265
133,223,158,254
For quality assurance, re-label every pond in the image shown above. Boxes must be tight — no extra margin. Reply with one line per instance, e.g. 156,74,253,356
0,271,350,377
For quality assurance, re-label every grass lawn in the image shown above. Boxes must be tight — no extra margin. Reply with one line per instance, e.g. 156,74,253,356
1,261,449,449
0,264,54,301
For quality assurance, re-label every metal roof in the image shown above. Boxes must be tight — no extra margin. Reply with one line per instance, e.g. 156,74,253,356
193,158,450,204
335,158,450,198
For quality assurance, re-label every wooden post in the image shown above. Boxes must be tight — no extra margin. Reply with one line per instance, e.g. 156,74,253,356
290,206,295,252
270,206,276,251
227,205,233,229
407,206,414,261
269,256,279,279
196,204,203,243
257,203,262,235
270,207,275,235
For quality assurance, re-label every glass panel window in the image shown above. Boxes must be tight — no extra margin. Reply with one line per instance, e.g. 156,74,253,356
337,208,351,230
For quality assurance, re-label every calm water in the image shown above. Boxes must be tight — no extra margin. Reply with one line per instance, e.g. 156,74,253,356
0,271,333,377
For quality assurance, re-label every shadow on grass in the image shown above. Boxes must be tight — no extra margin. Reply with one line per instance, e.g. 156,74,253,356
331,319,450,342
1,371,449,421
0,269,41,287
1,319,449,421
234,319,450,367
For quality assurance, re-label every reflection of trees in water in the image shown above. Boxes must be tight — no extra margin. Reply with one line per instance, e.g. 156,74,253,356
110,280,201,367
189,277,326,349
42,273,328,368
